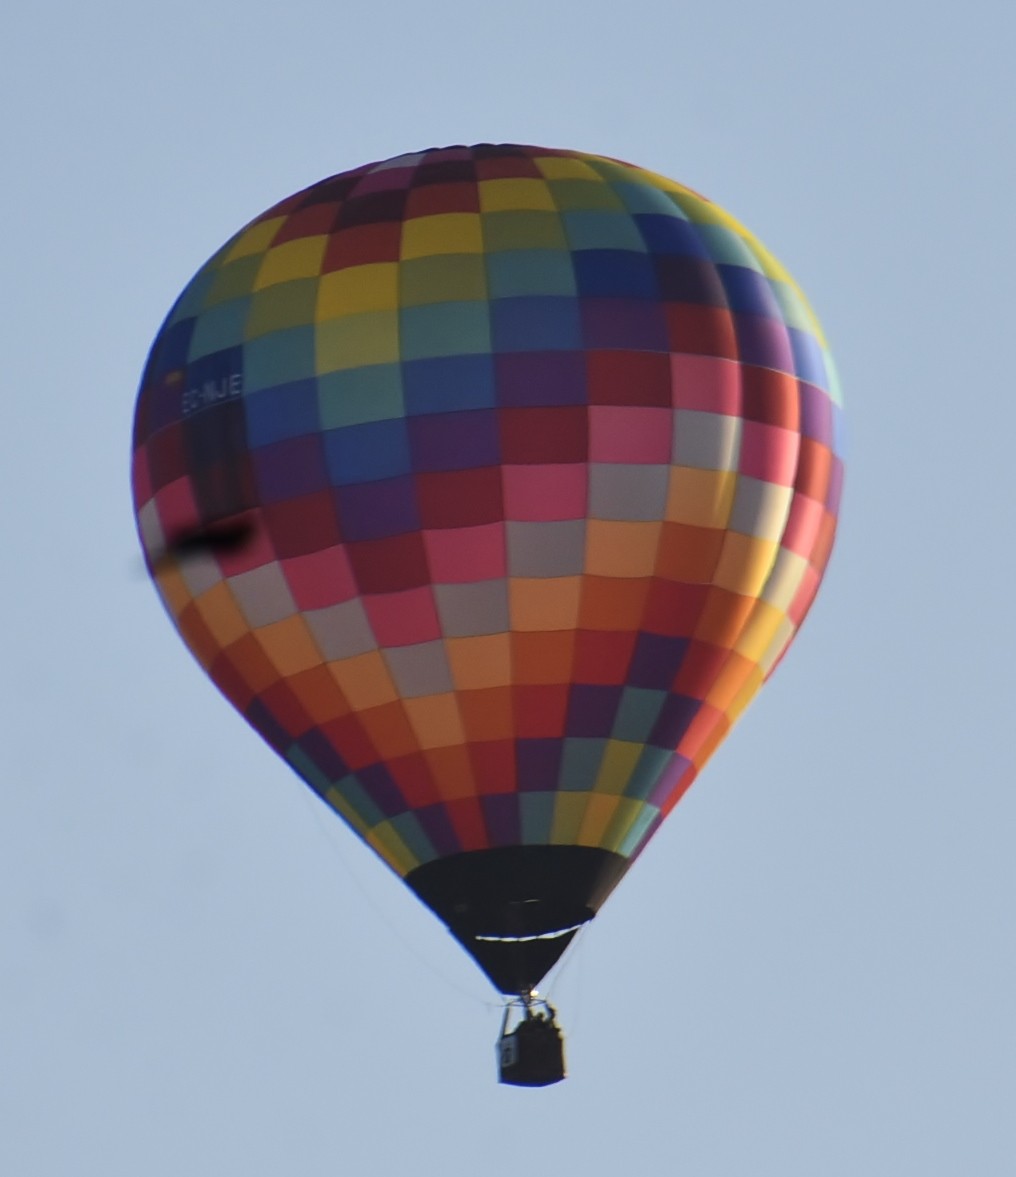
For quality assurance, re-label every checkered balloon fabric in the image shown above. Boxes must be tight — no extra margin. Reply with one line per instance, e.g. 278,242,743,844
132,144,843,883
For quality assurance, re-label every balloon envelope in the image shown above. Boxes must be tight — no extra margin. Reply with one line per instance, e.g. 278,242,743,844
132,145,843,993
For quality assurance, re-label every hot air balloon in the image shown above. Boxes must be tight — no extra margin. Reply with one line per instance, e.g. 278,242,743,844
132,144,843,1086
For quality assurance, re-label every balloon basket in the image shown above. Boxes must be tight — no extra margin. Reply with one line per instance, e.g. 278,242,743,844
496,996,565,1087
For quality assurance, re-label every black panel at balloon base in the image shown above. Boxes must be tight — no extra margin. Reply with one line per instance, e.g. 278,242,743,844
497,1000,565,1087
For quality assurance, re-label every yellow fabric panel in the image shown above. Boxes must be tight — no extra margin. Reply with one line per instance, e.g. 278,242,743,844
533,156,603,181
316,310,400,371
549,792,588,845
601,797,650,854
223,217,284,262
400,254,488,305
324,787,371,839
733,599,787,663
317,263,400,318
254,236,328,289
757,613,797,676
400,213,484,258
679,193,744,230
593,740,643,794
577,793,623,848
481,211,568,251
246,280,319,339
367,821,417,877
479,179,557,212
712,532,778,597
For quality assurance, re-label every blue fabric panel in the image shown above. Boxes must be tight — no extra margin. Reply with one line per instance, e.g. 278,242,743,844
402,354,496,415
789,326,830,387
718,265,784,319
573,250,659,299
246,379,319,447
323,417,412,485
490,296,582,351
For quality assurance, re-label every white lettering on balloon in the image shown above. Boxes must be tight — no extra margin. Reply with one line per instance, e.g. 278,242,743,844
181,372,243,416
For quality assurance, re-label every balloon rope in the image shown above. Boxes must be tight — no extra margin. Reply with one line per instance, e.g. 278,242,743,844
540,922,587,998
538,922,587,1037
297,789,499,1009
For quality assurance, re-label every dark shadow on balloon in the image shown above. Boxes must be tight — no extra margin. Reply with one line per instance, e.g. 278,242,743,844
145,513,258,574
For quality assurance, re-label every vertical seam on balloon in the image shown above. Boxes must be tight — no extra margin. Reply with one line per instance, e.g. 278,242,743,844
648,179,743,659
534,149,594,848
370,152,452,850
626,184,747,834
704,246,827,693
461,151,508,852
666,225,805,797
561,155,700,853
582,155,678,856
313,162,433,871
764,390,840,678
292,180,400,861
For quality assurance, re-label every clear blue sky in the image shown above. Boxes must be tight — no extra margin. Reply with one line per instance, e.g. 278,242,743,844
3,2,1013,1174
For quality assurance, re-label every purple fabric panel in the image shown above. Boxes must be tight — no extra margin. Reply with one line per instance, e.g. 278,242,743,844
581,299,669,350
337,475,420,540
647,694,701,749
408,410,501,471
414,803,463,857
481,793,522,846
494,351,588,406
358,762,411,818
253,434,328,502
734,312,795,373
799,381,835,445
566,684,624,737
516,739,563,791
